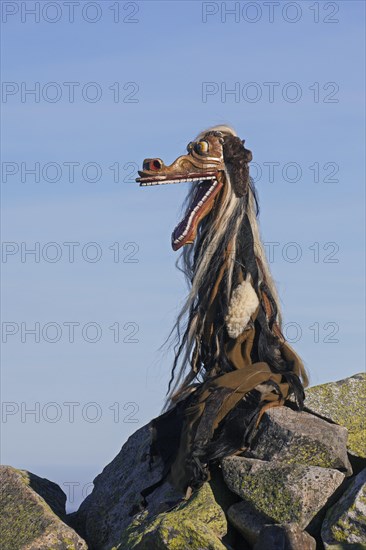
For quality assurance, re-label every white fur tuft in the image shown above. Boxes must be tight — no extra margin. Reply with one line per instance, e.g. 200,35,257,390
225,279,259,339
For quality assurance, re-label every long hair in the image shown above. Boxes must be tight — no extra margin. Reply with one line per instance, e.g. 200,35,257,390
162,125,302,411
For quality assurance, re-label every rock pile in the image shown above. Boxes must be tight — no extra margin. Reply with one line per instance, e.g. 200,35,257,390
1,373,365,549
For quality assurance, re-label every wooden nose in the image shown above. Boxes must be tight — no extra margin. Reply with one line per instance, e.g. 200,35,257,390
143,159,163,171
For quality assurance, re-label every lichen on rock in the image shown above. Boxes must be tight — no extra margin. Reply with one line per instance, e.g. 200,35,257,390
118,483,227,549
247,406,352,475
0,466,87,550
321,468,366,548
222,456,345,530
305,373,366,458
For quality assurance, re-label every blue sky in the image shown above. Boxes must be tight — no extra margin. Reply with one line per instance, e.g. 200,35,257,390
1,0,365,511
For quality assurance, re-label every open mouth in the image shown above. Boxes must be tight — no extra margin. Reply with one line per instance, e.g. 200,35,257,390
137,170,223,250
171,176,223,250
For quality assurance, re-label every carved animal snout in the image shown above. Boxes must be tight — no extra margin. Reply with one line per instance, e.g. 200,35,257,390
142,158,163,171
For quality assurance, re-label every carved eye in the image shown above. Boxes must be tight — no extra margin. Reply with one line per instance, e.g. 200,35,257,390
195,141,209,154
186,142,194,153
